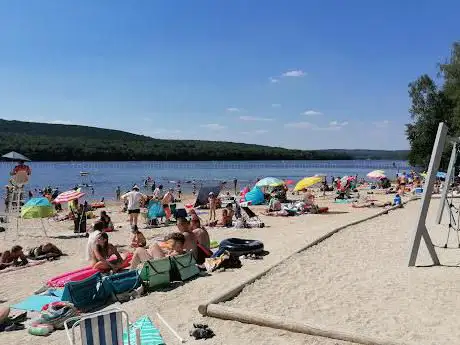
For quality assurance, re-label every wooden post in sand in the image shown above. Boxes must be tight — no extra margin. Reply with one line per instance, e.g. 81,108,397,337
408,122,446,266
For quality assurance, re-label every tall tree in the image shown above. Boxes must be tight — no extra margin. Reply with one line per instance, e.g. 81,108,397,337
406,43,460,168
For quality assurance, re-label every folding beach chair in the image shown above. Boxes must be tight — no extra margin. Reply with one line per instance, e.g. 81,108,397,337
64,308,139,345
240,205,264,228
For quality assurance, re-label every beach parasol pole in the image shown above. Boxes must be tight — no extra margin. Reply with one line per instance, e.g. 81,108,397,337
156,312,185,343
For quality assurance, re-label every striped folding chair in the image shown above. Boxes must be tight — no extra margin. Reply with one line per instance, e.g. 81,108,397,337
64,308,140,345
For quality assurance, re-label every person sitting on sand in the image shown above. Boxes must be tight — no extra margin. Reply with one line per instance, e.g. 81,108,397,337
177,217,210,253
268,196,282,212
86,221,104,261
91,232,124,273
190,209,202,230
130,225,146,248
99,211,114,232
27,243,62,260
210,204,235,227
0,245,28,269
129,232,186,270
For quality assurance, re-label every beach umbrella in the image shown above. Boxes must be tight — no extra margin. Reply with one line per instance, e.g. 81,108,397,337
255,177,284,188
1,151,31,161
53,190,85,204
21,197,55,219
294,176,322,191
367,170,386,179
284,179,295,185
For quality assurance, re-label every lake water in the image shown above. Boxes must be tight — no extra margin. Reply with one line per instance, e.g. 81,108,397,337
0,160,410,201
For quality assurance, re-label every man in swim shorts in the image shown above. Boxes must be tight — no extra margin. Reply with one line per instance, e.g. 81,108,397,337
121,185,146,230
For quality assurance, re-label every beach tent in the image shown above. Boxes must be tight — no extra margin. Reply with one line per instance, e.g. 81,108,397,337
1,151,31,161
21,197,55,219
194,184,221,207
244,186,264,205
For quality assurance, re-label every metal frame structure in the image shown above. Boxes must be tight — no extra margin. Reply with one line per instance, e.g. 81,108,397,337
436,141,459,224
408,123,448,266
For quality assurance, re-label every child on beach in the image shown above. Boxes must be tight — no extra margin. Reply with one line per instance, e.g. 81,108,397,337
130,225,146,248
208,192,217,221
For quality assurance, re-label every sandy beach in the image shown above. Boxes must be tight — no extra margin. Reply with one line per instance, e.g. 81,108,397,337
0,191,420,345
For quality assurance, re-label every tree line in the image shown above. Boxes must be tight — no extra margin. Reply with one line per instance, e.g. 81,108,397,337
406,42,460,169
0,119,408,161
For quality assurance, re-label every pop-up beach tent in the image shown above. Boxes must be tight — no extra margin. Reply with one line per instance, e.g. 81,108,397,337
21,197,55,219
244,186,264,205
194,184,222,207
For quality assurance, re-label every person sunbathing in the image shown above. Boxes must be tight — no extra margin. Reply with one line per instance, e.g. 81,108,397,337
129,232,186,270
177,217,210,252
27,243,62,260
91,232,124,273
352,200,391,208
130,225,146,248
0,245,28,269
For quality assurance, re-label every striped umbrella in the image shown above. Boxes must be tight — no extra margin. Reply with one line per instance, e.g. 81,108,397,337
53,190,85,204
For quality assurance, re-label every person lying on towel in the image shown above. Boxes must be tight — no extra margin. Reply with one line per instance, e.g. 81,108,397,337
129,232,186,270
27,243,63,260
91,232,124,273
0,245,28,269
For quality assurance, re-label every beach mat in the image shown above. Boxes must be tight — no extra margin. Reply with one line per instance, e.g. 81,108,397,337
334,199,353,204
48,232,87,239
47,253,133,287
123,316,165,345
12,295,61,312
0,260,46,275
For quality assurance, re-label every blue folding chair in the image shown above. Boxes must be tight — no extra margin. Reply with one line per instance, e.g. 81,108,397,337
64,308,139,345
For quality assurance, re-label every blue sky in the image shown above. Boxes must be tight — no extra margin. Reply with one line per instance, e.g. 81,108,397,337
0,1,459,150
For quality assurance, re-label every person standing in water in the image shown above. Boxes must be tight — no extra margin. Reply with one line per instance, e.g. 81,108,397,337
233,178,238,195
116,186,121,200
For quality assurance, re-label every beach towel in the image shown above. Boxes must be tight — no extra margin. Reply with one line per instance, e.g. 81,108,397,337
47,253,133,287
0,260,46,275
123,316,165,345
12,295,61,312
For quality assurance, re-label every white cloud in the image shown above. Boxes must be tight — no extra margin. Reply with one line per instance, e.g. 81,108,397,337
341,121,349,126
50,120,73,125
373,120,390,128
269,77,279,83
241,129,269,135
284,121,313,129
303,110,322,116
239,115,274,122
226,107,243,112
281,70,305,77
142,117,153,122
271,103,281,108
200,123,226,131
329,121,338,126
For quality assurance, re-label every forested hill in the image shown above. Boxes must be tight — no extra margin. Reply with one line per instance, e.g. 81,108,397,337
0,119,408,161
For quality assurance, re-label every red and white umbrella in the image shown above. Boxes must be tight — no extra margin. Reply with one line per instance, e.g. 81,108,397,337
53,190,85,204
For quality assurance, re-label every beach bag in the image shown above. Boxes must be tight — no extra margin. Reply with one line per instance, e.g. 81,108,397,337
170,252,200,281
61,273,110,312
139,257,172,291
103,270,141,298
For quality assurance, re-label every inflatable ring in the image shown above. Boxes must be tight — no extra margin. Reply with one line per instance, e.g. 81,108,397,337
219,238,264,256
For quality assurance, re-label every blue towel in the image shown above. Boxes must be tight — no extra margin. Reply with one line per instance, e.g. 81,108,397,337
12,295,61,312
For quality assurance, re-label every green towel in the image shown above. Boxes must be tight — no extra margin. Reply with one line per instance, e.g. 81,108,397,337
123,316,165,345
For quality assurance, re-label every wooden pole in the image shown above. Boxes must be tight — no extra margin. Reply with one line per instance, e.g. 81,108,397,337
206,304,407,345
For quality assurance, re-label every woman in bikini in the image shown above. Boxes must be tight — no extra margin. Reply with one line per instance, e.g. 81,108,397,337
92,232,124,273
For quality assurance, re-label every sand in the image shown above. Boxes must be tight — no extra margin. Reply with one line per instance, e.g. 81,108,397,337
224,198,460,345
0,191,407,344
